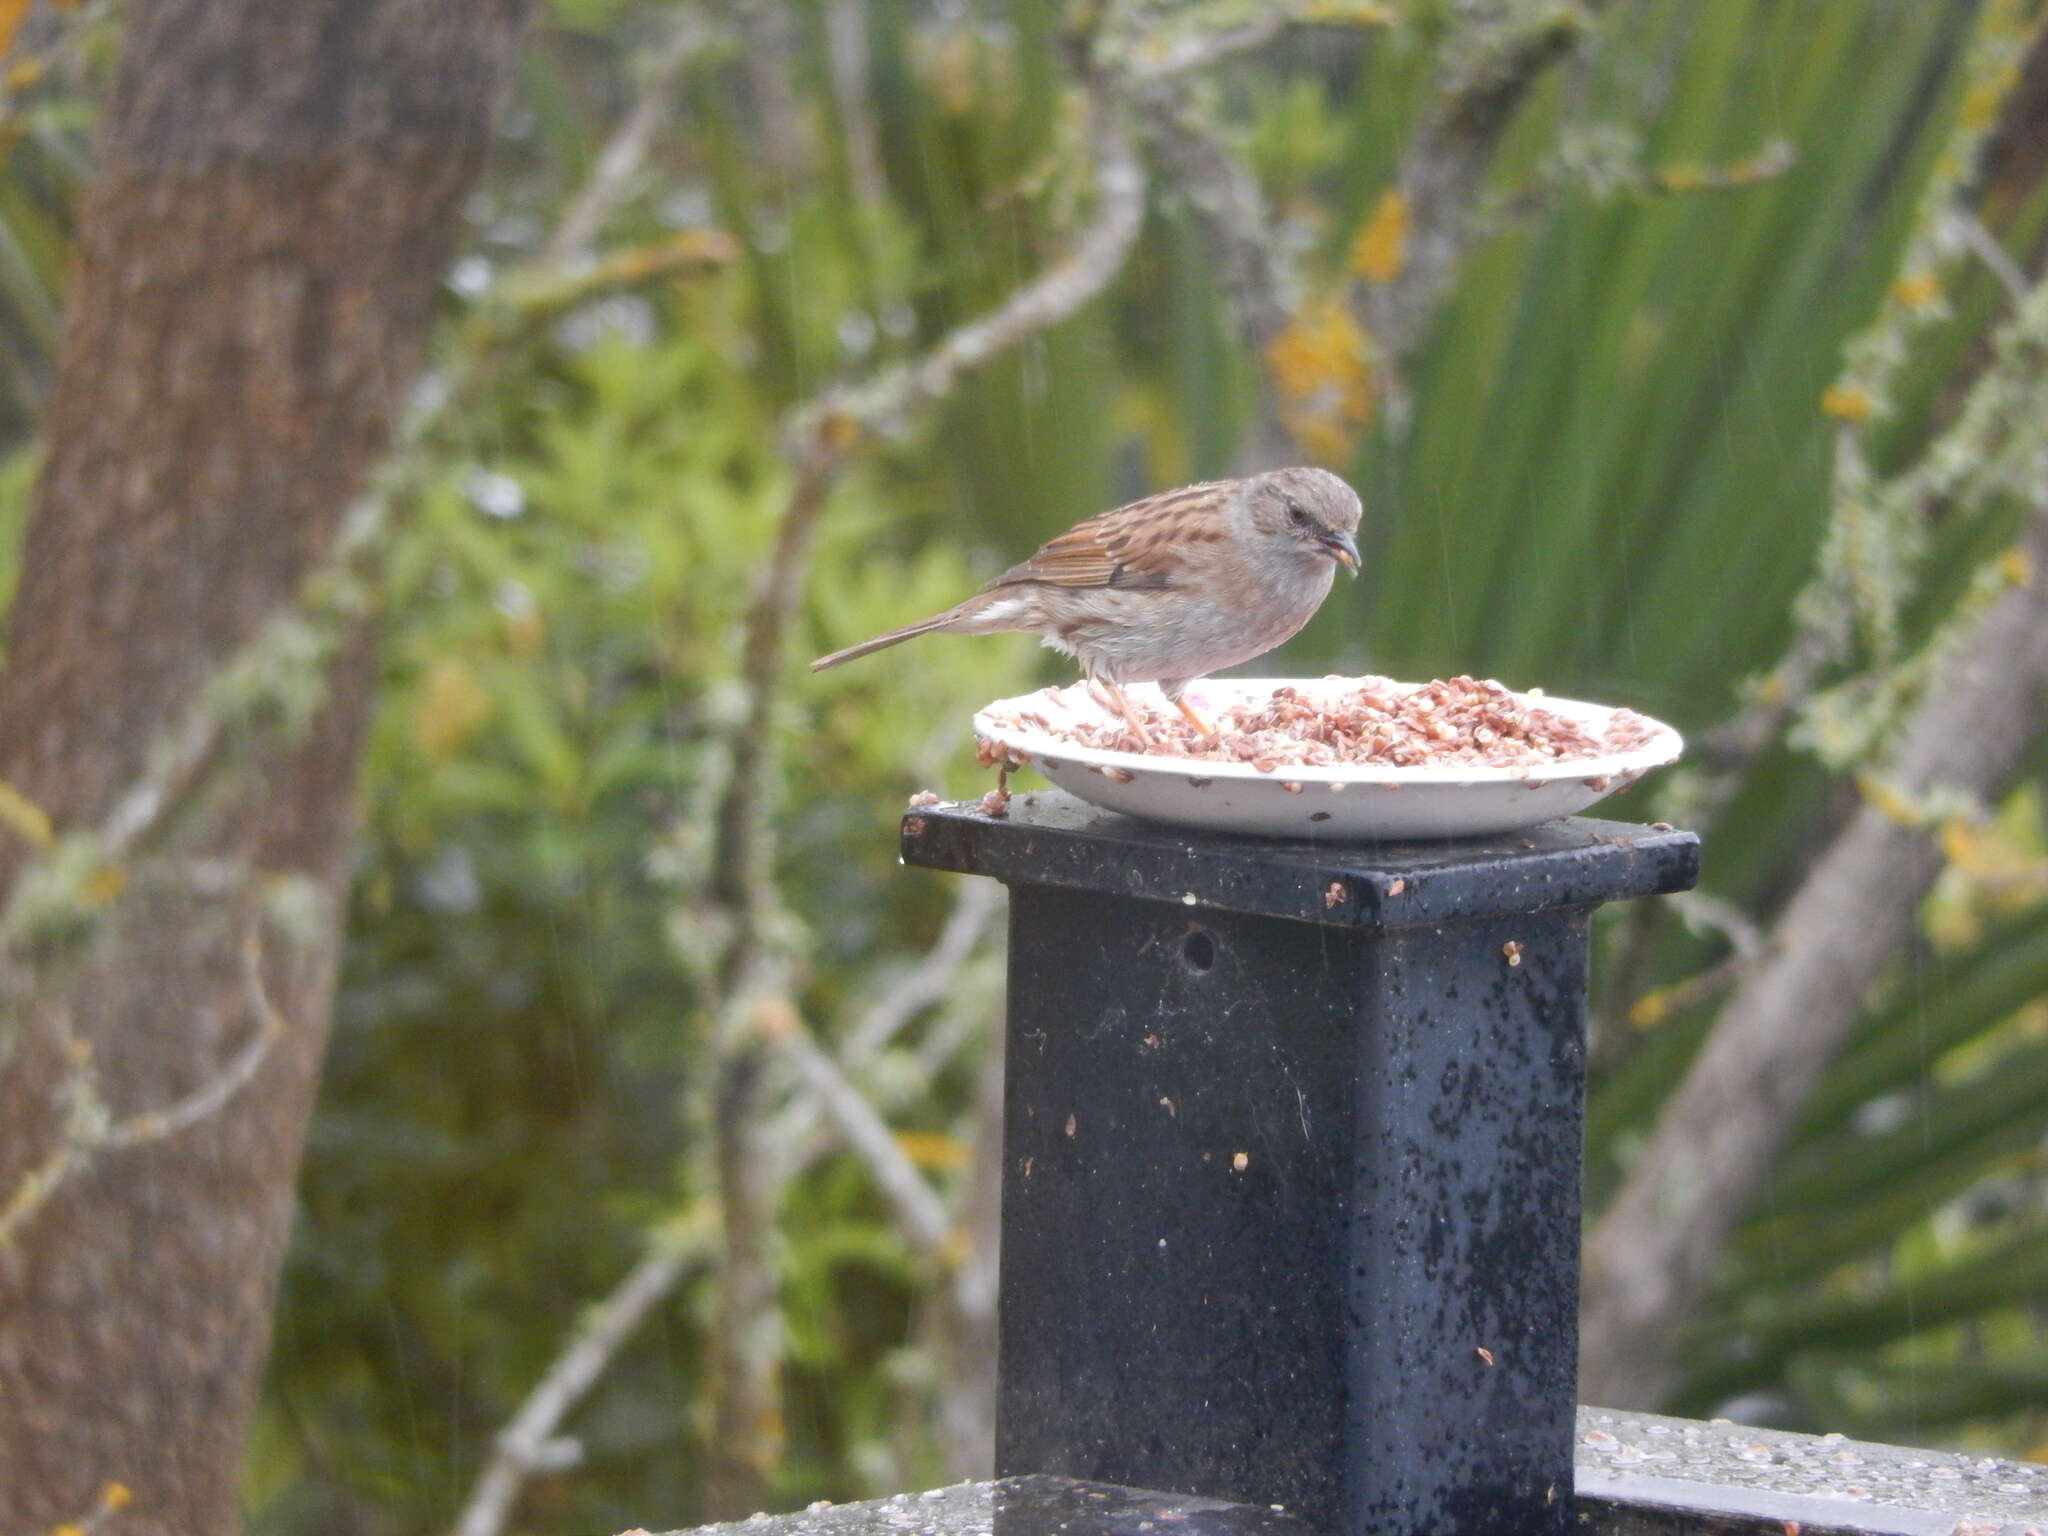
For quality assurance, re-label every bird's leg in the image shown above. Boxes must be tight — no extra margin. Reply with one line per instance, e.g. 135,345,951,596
1090,678,1155,751
1165,688,1218,742
1163,684,1220,741
1157,679,1218,742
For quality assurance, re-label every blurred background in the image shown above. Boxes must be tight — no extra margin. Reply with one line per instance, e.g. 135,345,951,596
1,0,2047,1532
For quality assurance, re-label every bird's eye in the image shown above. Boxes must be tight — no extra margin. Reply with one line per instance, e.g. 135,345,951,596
1286,498,1312,528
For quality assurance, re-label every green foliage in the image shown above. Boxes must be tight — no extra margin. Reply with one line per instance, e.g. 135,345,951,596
0,0,2043,1526
251,226,1038,1527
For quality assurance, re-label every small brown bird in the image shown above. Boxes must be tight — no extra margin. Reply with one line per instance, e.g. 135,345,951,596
810,467,1362,745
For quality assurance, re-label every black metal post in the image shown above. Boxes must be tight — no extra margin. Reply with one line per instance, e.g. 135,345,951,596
902,790,1699,1536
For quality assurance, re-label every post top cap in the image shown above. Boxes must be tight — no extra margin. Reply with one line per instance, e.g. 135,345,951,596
900,789,1697,928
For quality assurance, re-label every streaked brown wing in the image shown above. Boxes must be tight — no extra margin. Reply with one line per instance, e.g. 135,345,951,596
982,481,1225,592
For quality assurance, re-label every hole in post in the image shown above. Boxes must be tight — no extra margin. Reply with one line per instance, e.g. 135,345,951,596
1182,927,1216,973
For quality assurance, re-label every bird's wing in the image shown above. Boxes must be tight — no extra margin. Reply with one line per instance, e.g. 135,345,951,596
982,482,1227,592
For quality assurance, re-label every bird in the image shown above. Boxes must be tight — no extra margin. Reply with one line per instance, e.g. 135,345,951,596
809,466,1362,747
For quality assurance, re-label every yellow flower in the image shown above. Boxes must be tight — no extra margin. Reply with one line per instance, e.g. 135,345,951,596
1301,0,1395,23
894,1129,967,1172
1960,80,2004,131
1890,270,1939,311
1820,384,1872,423
817,411,862,452
1265,299,1374,464
0,776,53,849
101,1484,133,1512
0,0,28,59
1656,164,1706,192
82,863,129,906
410,658,494,763
2000,544,2033,588
1347,188,1408,283
1627,989,1672,1029
1855,772,1924,828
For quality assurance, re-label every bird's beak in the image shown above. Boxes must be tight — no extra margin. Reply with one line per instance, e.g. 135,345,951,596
1321,531,1361,576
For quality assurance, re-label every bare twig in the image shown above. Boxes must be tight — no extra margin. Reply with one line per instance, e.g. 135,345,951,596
1126,86,1298,466
842,878,1004,1070
711,95,1145,922
1357,2,1603,370
0,924,290,1247
764,878,1002,1194
1129,92,1292,350
0,1042,92,1250
1668,889,1766,964
934,1013,1005,1477
912,979,999,1082
1955,205,2030,306
1122,13,1289,81
1617,894,1765,1031
788,110,1147,449
694,82,1144,1514
41,1479,133,1536
1113,0,1394,81
1,493,382,972
541,7,711,268
449,1212,715,1536
1621,953,1744,1032
760,996,953,1256
102,930,285,1148
1693,267,2048,825
824,0,886,208
1581,495,2048,1410
1683,13,2040,819
1483,133,1795,233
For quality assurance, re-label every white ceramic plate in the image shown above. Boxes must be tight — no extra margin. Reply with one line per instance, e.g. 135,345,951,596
972,678,1683,840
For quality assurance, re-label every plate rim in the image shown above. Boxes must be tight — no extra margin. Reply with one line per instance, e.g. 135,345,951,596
972,677,1684,789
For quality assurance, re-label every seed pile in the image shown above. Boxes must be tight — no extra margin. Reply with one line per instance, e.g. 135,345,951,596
984,676,1656,771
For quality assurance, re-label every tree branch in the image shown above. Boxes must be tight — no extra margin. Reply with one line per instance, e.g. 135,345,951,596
1356,2,1602,370
1125,85,1299,466
0,921,291,1248
1122,13,1288,82
1129,91,1292,348
1685,12,2040,821
448,1213,715,1536
760,995,953,1257
692,81,1144,1514
1956,205,2030,306
1581,494,2048,1410
101,928,286,1149
787,106,1147,450
841,877,1004,1071
540,6,712,269
1694,265,2048,821
710,91,1144,922
1113,0,1392,82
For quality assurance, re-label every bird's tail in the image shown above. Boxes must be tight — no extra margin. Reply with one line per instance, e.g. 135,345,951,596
809,609,961,672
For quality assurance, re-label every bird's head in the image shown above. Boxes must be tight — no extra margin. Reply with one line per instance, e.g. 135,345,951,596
1246,466,1363,577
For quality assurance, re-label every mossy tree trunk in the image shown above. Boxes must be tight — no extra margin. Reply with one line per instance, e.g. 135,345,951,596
0,2,524,1529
